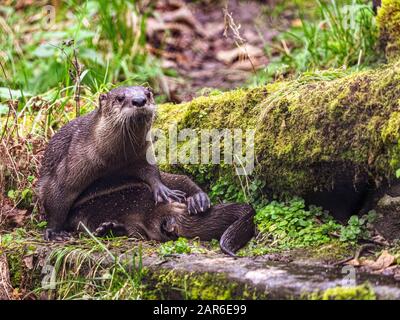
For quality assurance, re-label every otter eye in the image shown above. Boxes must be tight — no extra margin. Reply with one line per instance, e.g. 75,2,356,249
145,88,153,99
116,95,125,103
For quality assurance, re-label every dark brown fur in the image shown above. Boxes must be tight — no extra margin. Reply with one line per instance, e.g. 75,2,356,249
38,86,186,240
373,0,381,13
66,173,255,256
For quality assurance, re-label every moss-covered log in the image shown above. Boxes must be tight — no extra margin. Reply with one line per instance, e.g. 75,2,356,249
377,0,400,60
155,62,400,197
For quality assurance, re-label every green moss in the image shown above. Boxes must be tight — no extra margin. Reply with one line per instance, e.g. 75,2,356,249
158,237,208,256
147,269,260,300
307,242,352,262
310,284,376,300
6,252,23,288
156,63,400,198
377,0,400,60
4,249,42,292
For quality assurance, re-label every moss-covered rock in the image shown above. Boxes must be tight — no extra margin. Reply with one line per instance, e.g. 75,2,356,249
310,284,376,300
3,230,400,300
155,63,400,197
146,269,259,300
377,0,400,60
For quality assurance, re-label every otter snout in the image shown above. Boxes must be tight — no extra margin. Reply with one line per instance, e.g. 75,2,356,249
101,86,155,119
131,95,147,108
118,93,147,108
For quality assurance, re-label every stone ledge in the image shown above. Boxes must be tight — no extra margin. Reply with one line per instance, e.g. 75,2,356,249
138,253,400,299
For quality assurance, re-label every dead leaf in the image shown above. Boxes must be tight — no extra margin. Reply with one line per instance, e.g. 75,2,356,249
291,19,302,27
23,255,34,270
230,57,267,71
162,7,206,36
203,22,225,39
14,0,35,10
0,205,28,227
346,258,361,267
11,288,23,300
362,250,395,271
216,44,264,65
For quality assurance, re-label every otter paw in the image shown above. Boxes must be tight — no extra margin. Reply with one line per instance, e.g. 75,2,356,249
154,184,186,203
187,192,211,215
44,229,71,242
169,202,189,214
94,221,127,237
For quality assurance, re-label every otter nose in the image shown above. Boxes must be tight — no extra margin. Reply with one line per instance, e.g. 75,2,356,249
131,96,147,107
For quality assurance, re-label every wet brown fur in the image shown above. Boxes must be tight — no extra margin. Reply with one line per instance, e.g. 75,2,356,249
38,86,184,239
67,173,255,256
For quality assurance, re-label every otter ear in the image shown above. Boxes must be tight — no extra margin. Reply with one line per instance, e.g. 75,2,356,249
162,217,178,235
145,86,154,99
98,93,108,111
146,86,154,94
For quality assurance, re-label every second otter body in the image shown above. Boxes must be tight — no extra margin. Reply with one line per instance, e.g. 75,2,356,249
66,173,255,256
38,86,192,240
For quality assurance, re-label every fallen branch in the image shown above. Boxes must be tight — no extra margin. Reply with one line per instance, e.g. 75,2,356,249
156,61,400,196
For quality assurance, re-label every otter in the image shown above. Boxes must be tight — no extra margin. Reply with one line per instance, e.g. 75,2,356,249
373,0,381,13
38,86,210,240
65,172,255,256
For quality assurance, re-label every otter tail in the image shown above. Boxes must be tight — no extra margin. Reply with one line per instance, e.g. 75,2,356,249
219,204,256,257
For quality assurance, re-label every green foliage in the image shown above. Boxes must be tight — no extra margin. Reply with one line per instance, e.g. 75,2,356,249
6,175,36,208
1,227,150,299
159,237,192,255
35,221,48,230
253,198,375,251
209,177,246,203
0,1,165,100
7,188,32,207
159,237,206,256
339,211,376,242
209,175,267,208
253,0,379,85
181,164,268,209
255,198,340,249
42,228,145,299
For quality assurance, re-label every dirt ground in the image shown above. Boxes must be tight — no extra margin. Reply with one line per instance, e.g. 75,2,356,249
146,0,296,101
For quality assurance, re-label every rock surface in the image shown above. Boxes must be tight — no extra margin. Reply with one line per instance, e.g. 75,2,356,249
137,253,400,299
374,183,400,240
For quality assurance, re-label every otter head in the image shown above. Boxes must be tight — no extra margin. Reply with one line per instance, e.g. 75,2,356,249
142,202,189,242
98,86,155,124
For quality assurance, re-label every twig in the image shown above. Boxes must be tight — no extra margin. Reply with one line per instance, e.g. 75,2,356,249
50,41,83,117
0,59,13,142
222,3,257,75
332,243,377,266
71,46,82,117
0,254,14,300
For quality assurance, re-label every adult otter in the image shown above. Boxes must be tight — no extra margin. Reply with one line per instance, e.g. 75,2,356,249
66,173,255,256
38,86,209,240
373,0,381,13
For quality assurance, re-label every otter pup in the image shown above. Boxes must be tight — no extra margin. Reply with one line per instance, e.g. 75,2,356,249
38,86,209,240
66,173,255,256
